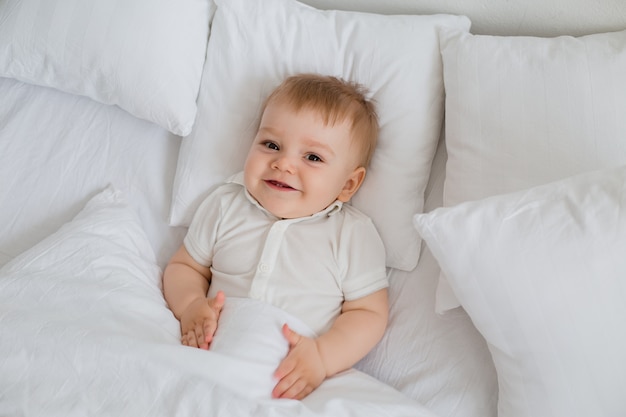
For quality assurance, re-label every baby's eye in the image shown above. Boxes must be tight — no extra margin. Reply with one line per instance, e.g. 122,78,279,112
306,154,323,162
262,141,279,151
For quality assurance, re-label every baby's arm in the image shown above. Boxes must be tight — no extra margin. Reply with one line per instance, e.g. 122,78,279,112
273,288,388,399
163,244,225,350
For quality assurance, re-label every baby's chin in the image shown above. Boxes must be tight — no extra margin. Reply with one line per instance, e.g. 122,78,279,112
268,203,337,220
246,185,337,219
261,201,324,219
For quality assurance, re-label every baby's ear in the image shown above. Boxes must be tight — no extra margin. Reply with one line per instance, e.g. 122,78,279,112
337,167,366,202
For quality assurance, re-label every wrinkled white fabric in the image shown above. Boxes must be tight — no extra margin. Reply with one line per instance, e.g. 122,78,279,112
0,187,438,417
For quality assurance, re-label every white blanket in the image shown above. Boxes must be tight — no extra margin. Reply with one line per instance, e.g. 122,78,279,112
209,297,318,399
0,187,437,417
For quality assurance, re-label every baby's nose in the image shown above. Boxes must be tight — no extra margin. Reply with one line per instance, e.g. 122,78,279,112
272,155,296,173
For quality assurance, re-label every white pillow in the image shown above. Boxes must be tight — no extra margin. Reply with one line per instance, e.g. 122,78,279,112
413,166,626,417
169,0,471,271
0,0,213,136
436,28,626,311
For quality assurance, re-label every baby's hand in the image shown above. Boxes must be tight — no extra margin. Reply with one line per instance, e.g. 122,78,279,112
272,324,326,400
179,291,225,350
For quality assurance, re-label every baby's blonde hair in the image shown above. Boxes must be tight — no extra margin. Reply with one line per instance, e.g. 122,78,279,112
263,74,379,168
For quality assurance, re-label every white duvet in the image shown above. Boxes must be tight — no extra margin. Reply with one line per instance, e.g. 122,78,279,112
0,187,437,417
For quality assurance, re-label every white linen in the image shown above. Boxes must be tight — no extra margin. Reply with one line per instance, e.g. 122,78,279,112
0,0,213,135
169,0,471,271
436,27,626,312
0,74,497,417
414,166,626,417
0,187,439,417
0,76,185,269
2,1,624,415
210,297,317,398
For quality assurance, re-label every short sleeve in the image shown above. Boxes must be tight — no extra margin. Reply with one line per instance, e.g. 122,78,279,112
339,210,389,301
183,190,223,267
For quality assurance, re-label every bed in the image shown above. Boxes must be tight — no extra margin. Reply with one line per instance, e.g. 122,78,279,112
1,0,625,416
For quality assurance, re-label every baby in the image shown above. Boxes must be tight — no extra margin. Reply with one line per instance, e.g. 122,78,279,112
163,73,388,400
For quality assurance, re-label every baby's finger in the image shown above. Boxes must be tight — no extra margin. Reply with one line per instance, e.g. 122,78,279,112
284,380,311,400
185,330,199,348
211,291,226,314
281,324,301,348
272,374,295,398
274,356,296,381
203,318,218,343
273,373,305,399
194,324,208,349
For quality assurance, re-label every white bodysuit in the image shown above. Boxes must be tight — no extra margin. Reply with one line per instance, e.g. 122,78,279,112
184,173,388,335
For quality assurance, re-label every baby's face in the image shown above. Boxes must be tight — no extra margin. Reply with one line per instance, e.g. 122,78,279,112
243,100,364,219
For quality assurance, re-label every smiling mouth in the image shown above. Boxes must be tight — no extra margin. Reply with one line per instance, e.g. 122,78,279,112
265,179,296,190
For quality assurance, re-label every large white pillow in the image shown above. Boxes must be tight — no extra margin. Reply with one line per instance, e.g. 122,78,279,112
436,28,626,311
413,165,626,417
169,0,471,271
0,0,213,136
